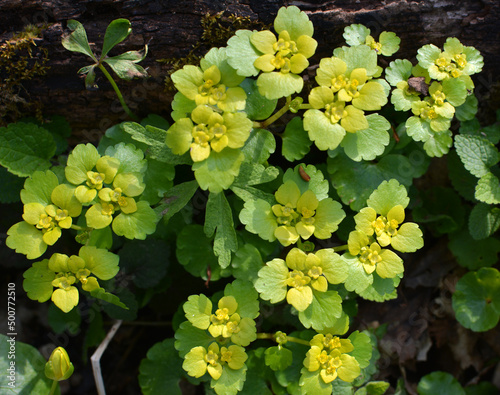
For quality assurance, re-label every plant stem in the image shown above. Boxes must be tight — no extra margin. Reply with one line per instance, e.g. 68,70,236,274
333,244,349,252
70,224,84,231
299,103,313,110
97,63,139,121
256,96,293,129
256,333,310,346
48,380,58,395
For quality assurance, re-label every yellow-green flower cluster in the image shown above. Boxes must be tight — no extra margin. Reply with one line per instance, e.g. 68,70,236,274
255,248,347,312
23,246,119,313
6,170,82,259
183,342,248,381
303,333,360,383
303,45,387,150
417,37,483,81
167,48,252,163
250,6,317,99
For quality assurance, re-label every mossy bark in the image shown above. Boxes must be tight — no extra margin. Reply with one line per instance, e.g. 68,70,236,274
1,0,499,138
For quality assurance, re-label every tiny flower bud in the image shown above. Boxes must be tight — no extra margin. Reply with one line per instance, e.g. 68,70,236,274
45,346,74,381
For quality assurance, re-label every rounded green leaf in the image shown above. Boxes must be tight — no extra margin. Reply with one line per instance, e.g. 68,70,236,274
79,246,119,280
391,222,424,253
385,59,413,86
23,259,55,302
6,221,47,259
304,109,346,151
423,130,453,157
183,294,212,329
256,72,304,100
0,122,57,177
475,172,500,204
366,179,410,215
112,201,157,239
282,117,312,162
254,259,289,304
20,170,59,205
226,29,261,77
274,6,313,41
452,267,500,332
138,338,183,395
448,229,500,270
343,24,370,46
193,149,244,193
417,371,465,395
241,78,278,121
298,290,343,330
341,114,390,162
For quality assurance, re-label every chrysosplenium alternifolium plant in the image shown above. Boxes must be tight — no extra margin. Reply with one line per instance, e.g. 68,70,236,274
2,5,489,394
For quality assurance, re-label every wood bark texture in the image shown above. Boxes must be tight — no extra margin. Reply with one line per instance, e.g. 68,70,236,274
1,0,499,140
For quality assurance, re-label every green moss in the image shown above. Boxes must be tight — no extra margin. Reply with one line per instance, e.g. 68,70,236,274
0,24,50,125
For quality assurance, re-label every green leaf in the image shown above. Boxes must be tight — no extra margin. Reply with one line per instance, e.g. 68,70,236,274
112,201,158,239
475,172,500,204
341,114,390,162
101,19,132,59
265,346,293,371
328,154,416,211
454,134,499,178
231,244,264,284
62,19,96,60
254,259,289,304
226,29,261,77
105,142,147,174
417,371,465,395
452,267,500,332
121,122,192,165
193,149,244,193
233,162,279,188
298,290,343,330
385,59,413,86
423,130,453,157
241,78,278,120
448,229,500,270
0,166,24,203
455,94,478,122
343,24,370,46
183,294,212,329
90,287,129,310
283,164,330,200
342,254,373,294
304,108,346,151
0,122,57,177
154,180,199,222
299,369,332,395
48,303,81,335
224,279,260,319
7,221,47,259
139,338,183,395
366,179,409,214
103,58,148,80
0,334,59,394
282,117,312,162
174,320,214,358
23,259,54,302
358,273,400,302
447,149,478,201
118,239,170,288
204,192,238,269
210,363,247,395
468,203,500,240
355,381,390,395
348,331,373,369
141,158,175,205
256,72,304,100
176,225,230,281
240,129,276,164
274,5,313,40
